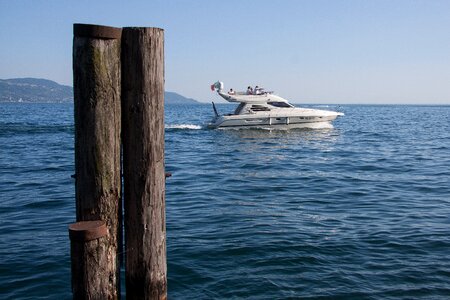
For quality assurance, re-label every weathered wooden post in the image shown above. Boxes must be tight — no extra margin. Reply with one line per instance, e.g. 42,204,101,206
72,23,122,299
121,27,166,299
69,221,109,299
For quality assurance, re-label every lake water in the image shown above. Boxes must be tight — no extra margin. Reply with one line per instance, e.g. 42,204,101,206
1,103,450,299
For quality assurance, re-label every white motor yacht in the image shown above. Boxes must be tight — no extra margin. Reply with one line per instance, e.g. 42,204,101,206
208,81,344,129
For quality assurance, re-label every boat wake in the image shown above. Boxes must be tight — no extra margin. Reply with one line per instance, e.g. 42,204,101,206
165,124,203,130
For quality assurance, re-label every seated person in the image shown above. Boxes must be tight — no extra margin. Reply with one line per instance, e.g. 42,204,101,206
246,86,253,95
228,88,235,95
254,86,265,95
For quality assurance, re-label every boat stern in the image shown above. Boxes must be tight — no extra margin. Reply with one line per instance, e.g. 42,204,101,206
207,115,225,129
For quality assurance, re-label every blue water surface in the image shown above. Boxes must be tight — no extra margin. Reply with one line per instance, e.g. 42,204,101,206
1,102,450,299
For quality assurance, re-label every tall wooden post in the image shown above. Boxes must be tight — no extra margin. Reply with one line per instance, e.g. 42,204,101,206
121,27,166,299
73,23,122,299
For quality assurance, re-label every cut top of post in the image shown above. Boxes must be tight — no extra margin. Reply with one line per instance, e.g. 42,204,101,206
74,23,122,39
69,220,108,242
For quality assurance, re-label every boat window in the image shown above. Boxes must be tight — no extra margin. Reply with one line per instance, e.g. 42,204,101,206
268,101,292,108
250,105,271,112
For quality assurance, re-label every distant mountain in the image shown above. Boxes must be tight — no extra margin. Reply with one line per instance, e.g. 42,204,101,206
0,78,200,104
164,91,199,104
0,78,73,103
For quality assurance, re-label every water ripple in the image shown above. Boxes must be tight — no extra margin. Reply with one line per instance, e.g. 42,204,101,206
1,104,450,299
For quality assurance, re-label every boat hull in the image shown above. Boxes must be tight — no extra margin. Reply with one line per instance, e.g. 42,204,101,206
208,113,341,129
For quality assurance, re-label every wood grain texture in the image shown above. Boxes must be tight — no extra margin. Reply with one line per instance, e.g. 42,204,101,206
70,236,112,300
73,31,121,299
121,27,166,300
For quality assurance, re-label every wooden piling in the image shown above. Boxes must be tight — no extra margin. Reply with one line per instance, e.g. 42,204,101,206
69,221,109,299
72,23,122,299
121,27,166,300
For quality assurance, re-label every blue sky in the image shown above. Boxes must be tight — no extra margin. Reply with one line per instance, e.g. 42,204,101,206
0,0,449,104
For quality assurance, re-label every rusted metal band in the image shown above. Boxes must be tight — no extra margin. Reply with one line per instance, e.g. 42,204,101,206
74,24,122,39
69,220,108,242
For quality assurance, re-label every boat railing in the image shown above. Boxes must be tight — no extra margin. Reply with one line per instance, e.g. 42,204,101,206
229,91,274,96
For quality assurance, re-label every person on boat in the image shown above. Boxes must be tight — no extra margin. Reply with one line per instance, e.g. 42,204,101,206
254,86,265,95
228,88,235,95
246,86,253,95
